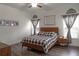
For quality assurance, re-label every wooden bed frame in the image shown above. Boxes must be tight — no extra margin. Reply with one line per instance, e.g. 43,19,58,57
40,27,58,33
22,27,59,52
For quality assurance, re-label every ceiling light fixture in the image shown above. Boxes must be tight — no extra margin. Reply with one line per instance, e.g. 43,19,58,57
27,0,43,8
31,3,37,7
31,0,37,7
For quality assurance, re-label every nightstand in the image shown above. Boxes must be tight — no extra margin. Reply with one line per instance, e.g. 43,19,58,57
57,36,69,46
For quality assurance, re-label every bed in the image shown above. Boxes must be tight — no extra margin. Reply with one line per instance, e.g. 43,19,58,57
21,27,59,53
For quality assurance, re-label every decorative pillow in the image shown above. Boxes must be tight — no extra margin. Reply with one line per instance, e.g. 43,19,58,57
44,32,55,36
37,32,45,35
37,32,55,36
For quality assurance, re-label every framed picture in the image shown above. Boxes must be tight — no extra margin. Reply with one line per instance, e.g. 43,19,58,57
0,20,19,26
44,15,55,25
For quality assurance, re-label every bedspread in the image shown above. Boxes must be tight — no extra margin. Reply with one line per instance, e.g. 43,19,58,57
22,32,58,53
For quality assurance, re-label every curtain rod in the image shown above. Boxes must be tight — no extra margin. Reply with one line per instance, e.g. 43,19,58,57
61,13,79,16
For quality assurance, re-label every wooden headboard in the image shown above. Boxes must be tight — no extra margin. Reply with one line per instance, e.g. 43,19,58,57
40,27,59,34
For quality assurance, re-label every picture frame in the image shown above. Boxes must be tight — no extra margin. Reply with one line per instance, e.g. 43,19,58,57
44,15,55,25
0,20,19,26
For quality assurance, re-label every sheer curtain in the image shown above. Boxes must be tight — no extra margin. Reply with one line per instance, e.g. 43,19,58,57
31,21,39,35
63,14,78,43
63,14,79,40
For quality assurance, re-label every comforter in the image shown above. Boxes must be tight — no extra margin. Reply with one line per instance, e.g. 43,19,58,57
22,32,57,53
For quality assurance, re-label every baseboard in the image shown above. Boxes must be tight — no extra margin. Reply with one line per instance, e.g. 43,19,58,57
68,43,79,48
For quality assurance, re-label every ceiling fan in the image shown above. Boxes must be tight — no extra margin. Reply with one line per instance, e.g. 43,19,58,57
27,3,44,8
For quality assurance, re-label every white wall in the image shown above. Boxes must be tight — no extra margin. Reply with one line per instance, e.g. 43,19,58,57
0,4,32,45
0,4,79,46
29,4,79,46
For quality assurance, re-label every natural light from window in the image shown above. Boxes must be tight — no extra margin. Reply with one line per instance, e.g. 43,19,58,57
31,21,39,34
63,15,79,39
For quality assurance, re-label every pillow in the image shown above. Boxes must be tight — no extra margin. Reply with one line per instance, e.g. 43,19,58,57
37,32,55,36
44,32,55,36
37,32,45,35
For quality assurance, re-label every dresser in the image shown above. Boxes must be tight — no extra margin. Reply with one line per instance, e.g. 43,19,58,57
0,42,11,56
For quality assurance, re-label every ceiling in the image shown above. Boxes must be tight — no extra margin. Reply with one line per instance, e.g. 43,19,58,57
0,3,79,11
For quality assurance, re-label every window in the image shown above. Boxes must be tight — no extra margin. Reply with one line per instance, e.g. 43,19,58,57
36,22,39,33
63,15,79,39
44,15,55,25
31,21,39,35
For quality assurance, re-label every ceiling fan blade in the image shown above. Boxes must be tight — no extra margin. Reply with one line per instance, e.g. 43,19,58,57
37,5,42,8
37,3,43,8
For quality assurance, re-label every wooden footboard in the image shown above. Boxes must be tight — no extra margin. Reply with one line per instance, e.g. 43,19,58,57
22,38,58,53
22,42,44,52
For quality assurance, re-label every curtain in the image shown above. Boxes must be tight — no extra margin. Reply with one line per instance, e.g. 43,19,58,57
63,14,78,43
31,20,39,35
